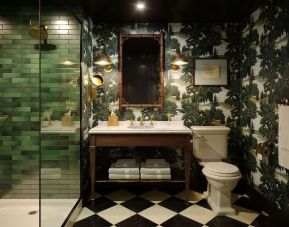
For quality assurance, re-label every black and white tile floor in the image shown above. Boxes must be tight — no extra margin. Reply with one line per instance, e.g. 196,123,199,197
73,186,276,227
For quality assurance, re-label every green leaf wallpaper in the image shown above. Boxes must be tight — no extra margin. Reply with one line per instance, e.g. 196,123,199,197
240,0,289,209
81,0,289,210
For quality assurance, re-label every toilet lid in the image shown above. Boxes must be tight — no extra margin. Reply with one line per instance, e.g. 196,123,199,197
204,162,240,175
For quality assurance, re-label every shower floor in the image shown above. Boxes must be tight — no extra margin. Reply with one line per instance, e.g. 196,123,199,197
0,199,77,227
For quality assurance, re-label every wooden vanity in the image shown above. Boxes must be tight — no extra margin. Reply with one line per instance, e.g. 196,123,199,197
89,121,192,200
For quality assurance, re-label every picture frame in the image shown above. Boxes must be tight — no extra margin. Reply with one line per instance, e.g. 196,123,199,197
193,58,228,86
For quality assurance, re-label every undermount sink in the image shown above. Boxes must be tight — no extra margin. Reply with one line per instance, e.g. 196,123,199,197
127,125,154,129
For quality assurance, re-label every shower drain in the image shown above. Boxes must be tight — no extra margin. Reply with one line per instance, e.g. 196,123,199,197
28,210,38,215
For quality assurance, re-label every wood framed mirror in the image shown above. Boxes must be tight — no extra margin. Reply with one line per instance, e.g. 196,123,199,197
119,33,164,111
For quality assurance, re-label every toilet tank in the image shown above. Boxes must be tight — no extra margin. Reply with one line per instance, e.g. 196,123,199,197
191,126,231,162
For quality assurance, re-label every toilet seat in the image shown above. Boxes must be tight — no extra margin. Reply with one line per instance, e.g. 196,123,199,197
203,162,240,178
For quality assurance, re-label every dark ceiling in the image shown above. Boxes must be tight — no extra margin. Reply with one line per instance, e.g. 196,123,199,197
83,0,265,23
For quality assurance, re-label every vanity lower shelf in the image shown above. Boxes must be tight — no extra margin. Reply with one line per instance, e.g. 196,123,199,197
95,167,185,183
89,125,192,200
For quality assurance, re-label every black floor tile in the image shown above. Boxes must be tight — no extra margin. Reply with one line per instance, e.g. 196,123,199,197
95,184,121,195
162,214,203,227
124,184,153,195
73,214,112,227
195,198,212,210
251,213,280,227
159,196,192,213
121,196,154,213
206,216,248,227
233,196,264,213
157,184,184,195
86,197,117,213
116,214,157,227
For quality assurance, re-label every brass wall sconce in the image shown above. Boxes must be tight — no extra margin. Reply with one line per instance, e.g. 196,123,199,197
90,73,104,101
170,53,188,71
93,53,113,72
93,53,111,66
91,73,104,86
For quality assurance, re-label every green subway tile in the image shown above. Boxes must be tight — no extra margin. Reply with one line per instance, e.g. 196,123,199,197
2,34,22,39
0,59,12,64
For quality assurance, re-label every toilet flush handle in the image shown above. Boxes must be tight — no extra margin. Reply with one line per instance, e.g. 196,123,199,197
192,132,207,142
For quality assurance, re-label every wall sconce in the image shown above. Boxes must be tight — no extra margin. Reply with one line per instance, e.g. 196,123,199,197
93,53,113,72
170,53,188,71
90,73,104,101
91,73,104,86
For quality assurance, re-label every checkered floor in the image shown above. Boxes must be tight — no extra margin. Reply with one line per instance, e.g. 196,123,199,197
73,185,276,227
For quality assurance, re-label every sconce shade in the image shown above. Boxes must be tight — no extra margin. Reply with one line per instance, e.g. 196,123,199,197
93,53,112,66
91,74,104,86
171,53,188,66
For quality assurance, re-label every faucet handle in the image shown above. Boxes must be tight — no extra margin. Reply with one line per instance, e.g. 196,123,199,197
166,113,172,121
150,114,154,126
130,119,134,126
140,116,144,126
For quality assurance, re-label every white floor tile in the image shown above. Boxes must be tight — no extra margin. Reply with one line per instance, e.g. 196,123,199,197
105,189,135,204
226,205,259,224
180,204,216,224
76,207,95,221
97,204,135,225
140,189,171,204
139,204,176,224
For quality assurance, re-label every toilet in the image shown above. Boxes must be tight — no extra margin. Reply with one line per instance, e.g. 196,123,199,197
191,126,241,215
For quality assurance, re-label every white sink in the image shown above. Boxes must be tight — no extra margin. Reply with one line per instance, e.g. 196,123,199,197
89,121,192,134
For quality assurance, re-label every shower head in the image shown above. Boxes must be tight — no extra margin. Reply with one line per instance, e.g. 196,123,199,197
28,25,48,40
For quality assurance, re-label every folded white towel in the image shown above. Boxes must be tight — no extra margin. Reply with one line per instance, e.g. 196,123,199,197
109,174,139,180
115,159,136,168
140,162,170,175
109,163,139,175
141,174,171,180
145,159,167,168
278,106,289,169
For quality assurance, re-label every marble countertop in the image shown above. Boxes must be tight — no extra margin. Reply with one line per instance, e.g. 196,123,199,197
89,121,191,134
41,121,80,134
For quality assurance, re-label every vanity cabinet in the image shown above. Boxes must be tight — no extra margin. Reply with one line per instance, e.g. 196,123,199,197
89,121,192,200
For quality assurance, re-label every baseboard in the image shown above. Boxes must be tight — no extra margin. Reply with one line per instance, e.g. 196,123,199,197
62,198,82,227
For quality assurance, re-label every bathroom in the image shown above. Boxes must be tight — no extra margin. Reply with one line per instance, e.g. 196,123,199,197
1,0,289,226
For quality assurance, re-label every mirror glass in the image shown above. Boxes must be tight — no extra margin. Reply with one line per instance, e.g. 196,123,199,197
119,34,164,110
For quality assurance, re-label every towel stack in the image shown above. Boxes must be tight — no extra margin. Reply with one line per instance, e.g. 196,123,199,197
140,159,171,180
108,159,140,180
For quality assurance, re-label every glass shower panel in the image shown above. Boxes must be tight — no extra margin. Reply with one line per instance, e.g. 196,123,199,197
40,1,81,226
0,1,40,226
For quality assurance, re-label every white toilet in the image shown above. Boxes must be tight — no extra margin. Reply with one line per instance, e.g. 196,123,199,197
191,126,241,215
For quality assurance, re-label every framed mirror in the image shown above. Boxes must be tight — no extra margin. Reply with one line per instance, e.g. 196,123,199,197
119,34,164,111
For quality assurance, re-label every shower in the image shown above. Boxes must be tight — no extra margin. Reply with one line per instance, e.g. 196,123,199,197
28,24,57,51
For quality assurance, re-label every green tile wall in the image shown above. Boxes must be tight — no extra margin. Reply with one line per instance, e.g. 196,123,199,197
0,5,40,199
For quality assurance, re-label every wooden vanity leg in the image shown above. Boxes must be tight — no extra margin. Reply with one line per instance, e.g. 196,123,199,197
184,145,191,201
90,145,96,201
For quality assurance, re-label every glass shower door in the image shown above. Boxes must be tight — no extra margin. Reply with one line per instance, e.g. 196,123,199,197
40,1,81,226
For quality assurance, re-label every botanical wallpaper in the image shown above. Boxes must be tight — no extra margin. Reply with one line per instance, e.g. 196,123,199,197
81,0,289,210
239,0,289,209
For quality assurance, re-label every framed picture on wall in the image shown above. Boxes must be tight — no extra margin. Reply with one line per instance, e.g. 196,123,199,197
193,58,228,86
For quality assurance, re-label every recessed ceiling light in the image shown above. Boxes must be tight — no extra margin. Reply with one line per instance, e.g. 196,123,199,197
136,2,145,10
